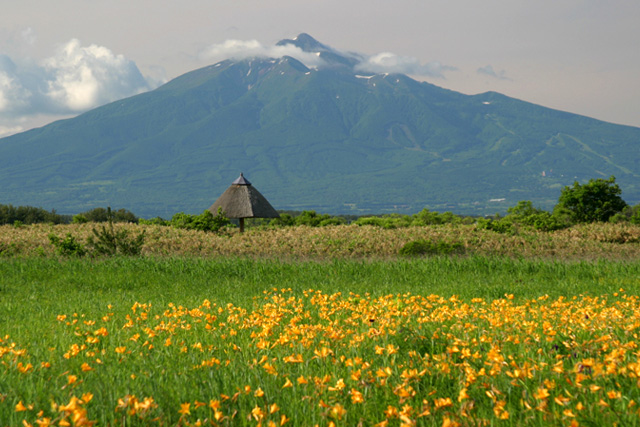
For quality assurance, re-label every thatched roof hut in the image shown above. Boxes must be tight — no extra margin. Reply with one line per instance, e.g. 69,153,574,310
208,173,279,232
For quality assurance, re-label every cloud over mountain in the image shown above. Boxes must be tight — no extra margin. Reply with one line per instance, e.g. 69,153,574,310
355,52,456,78
198,39,327,68
0,39,156,135
43,39,152,112
201,36,456,78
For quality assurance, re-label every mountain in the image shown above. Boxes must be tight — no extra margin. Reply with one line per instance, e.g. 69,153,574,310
1,34,639,218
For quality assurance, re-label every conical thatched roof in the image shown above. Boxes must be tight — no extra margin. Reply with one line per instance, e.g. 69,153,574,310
208,173,280,219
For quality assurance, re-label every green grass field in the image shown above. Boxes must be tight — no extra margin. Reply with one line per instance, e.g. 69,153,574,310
2,256,640,426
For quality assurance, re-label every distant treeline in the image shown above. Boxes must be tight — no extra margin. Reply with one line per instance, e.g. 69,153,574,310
3,176,640,232
0,204,70,225
0,205,137,226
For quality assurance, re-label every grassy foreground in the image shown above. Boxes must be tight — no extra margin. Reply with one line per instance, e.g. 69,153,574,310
2,256,640,426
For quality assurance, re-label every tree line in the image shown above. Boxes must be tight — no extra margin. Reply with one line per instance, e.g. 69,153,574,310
2,176,639,231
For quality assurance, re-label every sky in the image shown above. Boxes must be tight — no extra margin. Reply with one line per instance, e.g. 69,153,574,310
1,0,639,137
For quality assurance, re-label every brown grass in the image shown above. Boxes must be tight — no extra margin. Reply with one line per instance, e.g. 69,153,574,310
2,222,640,260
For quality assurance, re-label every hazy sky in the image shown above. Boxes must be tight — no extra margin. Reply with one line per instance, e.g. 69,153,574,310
1,0,639,137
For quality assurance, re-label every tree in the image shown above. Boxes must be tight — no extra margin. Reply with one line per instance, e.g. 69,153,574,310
554,176,627,223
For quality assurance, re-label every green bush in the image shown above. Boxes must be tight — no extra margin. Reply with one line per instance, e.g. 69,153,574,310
476,217,515,234
169,208,231,233
609,204,640,225
355,214,413,229
85,207,145,256
479,201,566,233
399,239,465,256
269,213,296,227
48,233,86,257
294,210,344,227
355,210,468,229
72,214,88,224
412,209,463,226
632,208,640,225
139,217,170,226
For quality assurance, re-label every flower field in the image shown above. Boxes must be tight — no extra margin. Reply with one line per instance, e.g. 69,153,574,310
3,282,640,426
2,220,640,425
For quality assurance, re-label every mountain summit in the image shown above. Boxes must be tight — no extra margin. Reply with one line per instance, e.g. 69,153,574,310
0,35,638,217
277,33,360,69
277,33,330,52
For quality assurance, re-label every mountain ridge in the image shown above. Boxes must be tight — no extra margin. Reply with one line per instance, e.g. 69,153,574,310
1,34,639,217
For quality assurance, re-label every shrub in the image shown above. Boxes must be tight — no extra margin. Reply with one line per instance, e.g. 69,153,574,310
294,210,340,227
412,209,463,226
529,212,565,232
476,217,515,234
269,213,296,227
72,214,88,224
139,217,170,226
49,233,87,257
609,204,640,225
632,208,640,226
399,239,465,256
169,208,231,233
85,207,145,256
355,214,413,229
480,201,567,233
318,217,347,226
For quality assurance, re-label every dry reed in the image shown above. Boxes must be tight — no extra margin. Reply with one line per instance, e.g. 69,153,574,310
2,222,640,260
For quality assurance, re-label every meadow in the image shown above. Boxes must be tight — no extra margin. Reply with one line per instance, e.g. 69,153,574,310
2,222,640,259
2,222,640,426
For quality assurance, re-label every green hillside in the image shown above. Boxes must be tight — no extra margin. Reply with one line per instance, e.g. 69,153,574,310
0,35,639,217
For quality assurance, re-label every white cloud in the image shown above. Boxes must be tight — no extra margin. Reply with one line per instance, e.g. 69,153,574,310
355,52,456,78
43,39,152,112
199,39,327,68
200,38,455,79
0,39,157,127
477,64,510,80
0,55,32,114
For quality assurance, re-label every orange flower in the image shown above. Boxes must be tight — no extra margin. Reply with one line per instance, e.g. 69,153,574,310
329,403,347,420
350,389,364,404
534,387,550,400
178,402,190,415
35,418,52,427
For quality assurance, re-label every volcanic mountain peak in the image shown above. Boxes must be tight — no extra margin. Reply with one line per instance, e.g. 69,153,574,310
277,33,360,69
276,33,330,52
